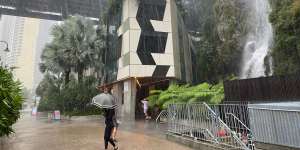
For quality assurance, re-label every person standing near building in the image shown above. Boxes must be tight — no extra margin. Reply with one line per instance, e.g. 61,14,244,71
141,98,151,120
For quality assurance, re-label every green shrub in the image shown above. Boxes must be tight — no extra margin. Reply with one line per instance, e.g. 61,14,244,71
0,67,23,137
148,90,162,107
148,82,224,109
37,75,101,117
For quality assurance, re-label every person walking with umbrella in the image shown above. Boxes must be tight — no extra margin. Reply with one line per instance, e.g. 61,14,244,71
103,108,118,150
92,87,118,150
103,88,118,150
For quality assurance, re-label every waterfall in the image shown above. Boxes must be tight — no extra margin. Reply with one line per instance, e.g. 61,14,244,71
240,0,273,79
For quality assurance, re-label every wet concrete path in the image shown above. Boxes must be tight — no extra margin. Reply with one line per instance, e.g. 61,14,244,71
1,113,192,150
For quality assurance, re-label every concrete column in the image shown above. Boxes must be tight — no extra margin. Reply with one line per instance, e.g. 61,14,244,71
112,83,123,120
122,78,136,121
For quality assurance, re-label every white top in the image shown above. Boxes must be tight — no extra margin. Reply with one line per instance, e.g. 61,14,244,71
141,100,148,110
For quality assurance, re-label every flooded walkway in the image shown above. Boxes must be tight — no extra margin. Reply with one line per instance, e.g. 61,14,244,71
1,113,192,150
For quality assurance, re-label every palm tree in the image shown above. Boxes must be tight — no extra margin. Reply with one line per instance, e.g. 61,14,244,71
40,42,73,84
40,16,104,83
63,16,96,82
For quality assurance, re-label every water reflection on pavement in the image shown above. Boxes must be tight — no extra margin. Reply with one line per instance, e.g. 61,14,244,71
1,113,192,150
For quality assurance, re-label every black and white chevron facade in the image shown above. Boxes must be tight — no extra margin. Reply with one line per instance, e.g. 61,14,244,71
117,0,175,80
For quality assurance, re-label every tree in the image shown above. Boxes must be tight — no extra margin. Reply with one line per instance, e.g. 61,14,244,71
101,0,122,84
175,0,252,83
36,73,64,112
0,67,22,137
40,42,73,84
40,16,102,83
37,15,108,116
270,0,300,75
36,74,101,116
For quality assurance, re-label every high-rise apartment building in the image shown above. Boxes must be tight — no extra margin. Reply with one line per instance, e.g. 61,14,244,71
14,17,40,93
0,16,25,68
0,15,55,94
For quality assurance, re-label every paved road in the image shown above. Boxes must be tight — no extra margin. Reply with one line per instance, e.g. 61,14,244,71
1,113,192,150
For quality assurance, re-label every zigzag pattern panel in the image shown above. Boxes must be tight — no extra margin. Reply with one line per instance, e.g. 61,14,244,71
136,0,169,77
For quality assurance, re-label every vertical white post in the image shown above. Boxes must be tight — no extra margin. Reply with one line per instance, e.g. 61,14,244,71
122,78,137,121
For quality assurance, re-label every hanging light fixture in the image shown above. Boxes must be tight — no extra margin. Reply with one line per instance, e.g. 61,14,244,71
135,77,141,88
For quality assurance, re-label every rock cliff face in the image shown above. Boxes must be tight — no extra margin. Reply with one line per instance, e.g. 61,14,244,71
269,0,300,76
177,0,300,82
175,0,255,82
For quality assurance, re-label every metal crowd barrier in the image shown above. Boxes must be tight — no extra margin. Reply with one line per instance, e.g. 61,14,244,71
167,102,300,149
167,103,250,150
249,104,300,148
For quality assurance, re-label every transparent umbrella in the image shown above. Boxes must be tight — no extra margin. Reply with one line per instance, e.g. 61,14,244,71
92,93,118,109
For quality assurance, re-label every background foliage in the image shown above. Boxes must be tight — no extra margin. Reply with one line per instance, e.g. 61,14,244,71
0,67,22,137
37,74,101,116
270,0,300,75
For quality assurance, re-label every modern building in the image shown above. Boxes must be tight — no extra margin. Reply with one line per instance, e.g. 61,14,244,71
0,15,55,94
14,17,40,93
0,16,25,68
103,0,194,120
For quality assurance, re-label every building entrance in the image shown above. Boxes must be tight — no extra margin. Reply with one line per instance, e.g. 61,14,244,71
134,78,170,119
